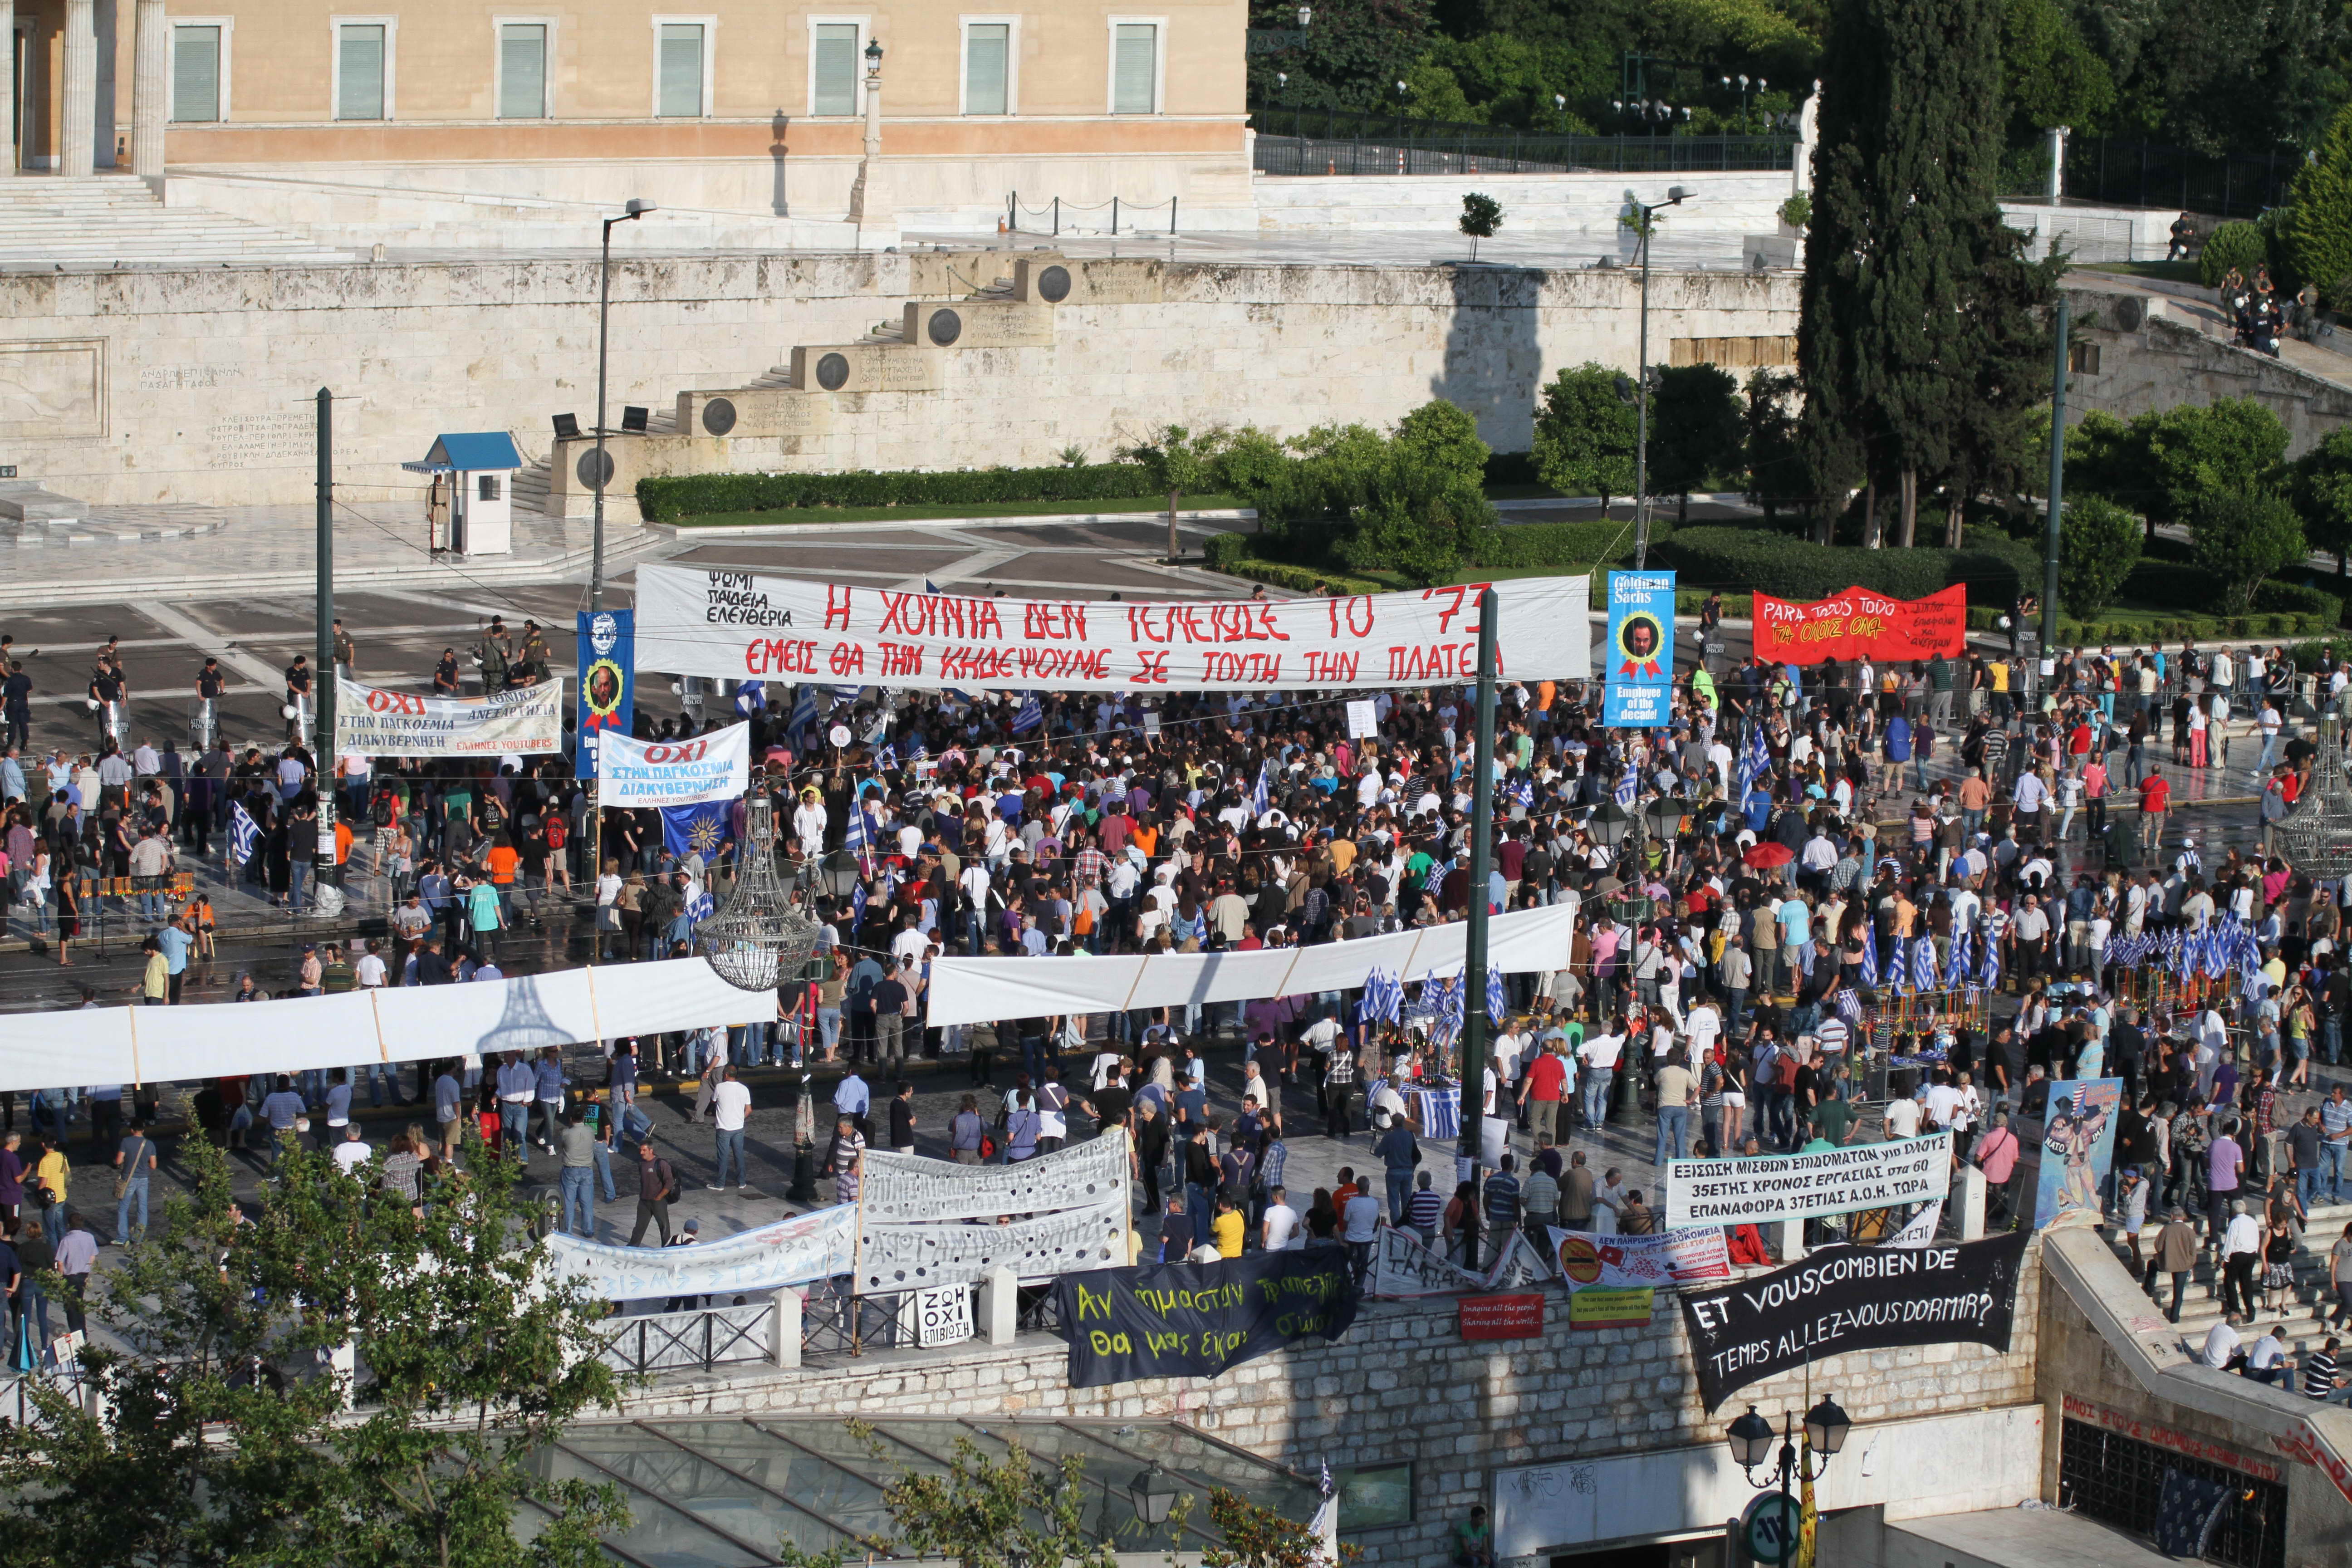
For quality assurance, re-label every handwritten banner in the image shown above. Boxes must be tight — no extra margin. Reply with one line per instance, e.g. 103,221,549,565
1055,1250,1359,1387
1679,1233,2030,1410
334,676,565,757
1751,583,1967,665
859,1133,1130,1226
595,720,752,808
634,565,1593,692
1664,1134,1952,1229
543,1205,854,1301
1549,1226,1732,1290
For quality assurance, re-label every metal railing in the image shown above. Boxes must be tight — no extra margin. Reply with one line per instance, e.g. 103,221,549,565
2053,137,2298,223
1007,192,1178,236
1248,109,1796,176
595,1298,774,1376
0,1365,90,1429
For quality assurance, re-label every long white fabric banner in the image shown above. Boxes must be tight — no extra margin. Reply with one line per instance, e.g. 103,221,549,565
335,676,567,757
544,1205,856,1301
0,958,774,1092
595,720,752,807
920,897,1580,1028
855,1133,1135,1290
635,564,1593,691
1663,1134,1954,1229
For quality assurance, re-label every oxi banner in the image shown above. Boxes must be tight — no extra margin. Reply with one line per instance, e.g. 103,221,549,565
1751,583,1967,665
334,676,564,757
633,565,1592,692
595,720,751,808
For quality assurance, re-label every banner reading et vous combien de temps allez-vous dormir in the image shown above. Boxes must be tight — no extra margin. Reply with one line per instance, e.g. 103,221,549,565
594,720,752,808
632,565,1593,692
334,677,565,757
1751,583,1968,665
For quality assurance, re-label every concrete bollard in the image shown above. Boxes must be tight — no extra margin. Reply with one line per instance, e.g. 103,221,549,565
1958,1166,1987,1242
1771,1218,1805,1263
771,1288,802,1369
978,1264,1019,1346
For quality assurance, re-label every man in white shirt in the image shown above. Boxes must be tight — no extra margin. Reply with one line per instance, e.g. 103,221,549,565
709,1065,754,1191
1884,1092,1923,1139
2245,1323,2291,1385
1686,999,1722,1062
1578,1029,1623,1129
1261,1186,1303,1250
331,1123,373,1175
2200,1317,2241,1370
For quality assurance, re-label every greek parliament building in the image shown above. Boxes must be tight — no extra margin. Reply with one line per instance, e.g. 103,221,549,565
0,0,1252,230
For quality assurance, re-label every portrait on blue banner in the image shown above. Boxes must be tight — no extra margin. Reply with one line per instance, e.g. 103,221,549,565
575,608,635,780
1602,570,1676,726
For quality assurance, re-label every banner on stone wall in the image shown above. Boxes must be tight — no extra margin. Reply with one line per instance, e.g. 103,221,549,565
595,720,752,808
1549,1226,1732,1291
334,676,565,757
1664,1133,1952,1230
854,1133,1133,1290
634,565,1593,692
1678,1232,2032,1411
1054,1249,1359,1388
1751,583,1968,666
544,1204,853,1301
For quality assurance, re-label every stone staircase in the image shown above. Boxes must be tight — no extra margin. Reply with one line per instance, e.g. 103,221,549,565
2111,1197,2352,1368
0,175,354,268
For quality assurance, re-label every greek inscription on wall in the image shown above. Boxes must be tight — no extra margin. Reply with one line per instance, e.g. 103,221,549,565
139,365,242,392
207,409,360,468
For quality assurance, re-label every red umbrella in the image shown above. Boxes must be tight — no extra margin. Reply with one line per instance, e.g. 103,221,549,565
1742,842,1795,869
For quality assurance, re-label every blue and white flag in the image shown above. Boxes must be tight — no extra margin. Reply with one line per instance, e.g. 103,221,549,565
686,888,716,924
230,801,261,866
660,800,730,860
1944,934,1972,989
787,684,819,738
1012,692,1044,735
1911,934,1939,994
1251,761,1271,818
1859,922,1881,988
1486,965,1507,1019
850,879,868,935
1612,769,1637,808
1736,722,1770,794
1981,937,2003,992
1357,969,1402,1026
845,787,875,870
734,679,766,716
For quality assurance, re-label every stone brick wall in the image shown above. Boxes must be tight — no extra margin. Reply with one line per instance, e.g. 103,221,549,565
0,252,1796,508
617,1243,2042,1563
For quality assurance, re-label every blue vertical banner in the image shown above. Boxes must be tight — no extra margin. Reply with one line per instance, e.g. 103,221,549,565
1601,570,1676,727
576,608,635,780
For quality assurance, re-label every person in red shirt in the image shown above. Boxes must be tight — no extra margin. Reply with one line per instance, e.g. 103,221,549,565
2139,767,2171,854
1518,1039,1569,1147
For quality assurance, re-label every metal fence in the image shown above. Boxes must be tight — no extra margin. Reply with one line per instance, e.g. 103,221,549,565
1249,109,1796,177
0,1366,89,1429
596,1298,775,1377
2058,137,2298,223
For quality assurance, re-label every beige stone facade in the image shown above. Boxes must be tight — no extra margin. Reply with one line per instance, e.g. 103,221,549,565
5,0,1249,225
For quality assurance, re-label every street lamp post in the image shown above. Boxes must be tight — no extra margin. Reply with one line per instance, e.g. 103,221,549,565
1629,184,1690,569
848,38,890,235
1726,1397,1851,1566
589,197,655,614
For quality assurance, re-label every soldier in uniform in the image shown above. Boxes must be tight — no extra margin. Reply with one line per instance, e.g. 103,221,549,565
514,620,553,686
475,617,513,693
332,618,358,682
433,648,463,698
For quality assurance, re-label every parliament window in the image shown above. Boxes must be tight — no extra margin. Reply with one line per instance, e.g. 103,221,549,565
811,21,861,116
171,24,223,122
1112,22,1158,114
498,23,548,119
335,22,389,121
964,21,1011,115
657,22,707,118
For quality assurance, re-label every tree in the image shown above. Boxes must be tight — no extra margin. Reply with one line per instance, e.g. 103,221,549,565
1532,363,1637,514
2144,397,2291,525
0,1136,630,1568
1648,363,1745,521
2288,100,2352,308
775,1433,1151,1568
1201,1488,1360,1567
2056,493,2144,617
1339,398,1497,585
2000,0,2115,149
1124,424,1229,564
1459,191,1503,260
1797,0,2050,549
2292,425,2352,572
1244,0,1437,114
2197,220,2271,288
1742,368,1810,525
2189,485,2306,613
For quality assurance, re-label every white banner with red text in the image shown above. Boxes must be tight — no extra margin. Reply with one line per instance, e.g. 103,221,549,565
632,564,1592,692
335,676,566,757
594,720,752,807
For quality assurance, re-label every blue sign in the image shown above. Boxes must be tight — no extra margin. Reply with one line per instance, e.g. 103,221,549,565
1601,570,1676,727
576,608,635,780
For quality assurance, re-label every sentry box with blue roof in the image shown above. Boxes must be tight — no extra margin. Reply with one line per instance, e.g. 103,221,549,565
402,431,524,557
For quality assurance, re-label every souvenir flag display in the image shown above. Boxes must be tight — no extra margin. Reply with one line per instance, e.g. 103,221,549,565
1358,969,1403,1026
1911,935,1939,993
1944,934,1971,989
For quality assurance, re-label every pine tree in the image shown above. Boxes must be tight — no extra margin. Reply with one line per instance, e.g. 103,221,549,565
2288,101,2352,309
1797,0,2040,546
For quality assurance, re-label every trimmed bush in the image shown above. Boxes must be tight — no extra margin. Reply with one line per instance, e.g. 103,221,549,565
1466,515,1660,570
636,463,1160,521
1649,526,2034,605
2198,220,2271,289
1210,556,1384,595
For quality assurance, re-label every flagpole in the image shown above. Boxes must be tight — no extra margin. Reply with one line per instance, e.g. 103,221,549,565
1458,588,1499,1269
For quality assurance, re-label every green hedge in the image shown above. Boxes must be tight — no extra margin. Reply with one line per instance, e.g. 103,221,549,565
1209,554,1385,595
1972,605,2333,642
1651,526,2034,604
637,463,1161,521
1468,515,1661,570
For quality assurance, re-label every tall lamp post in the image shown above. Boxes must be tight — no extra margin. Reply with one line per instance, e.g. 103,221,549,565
1726,1397,1850,1566
1455,587,1500,1265
589,197,656,613
848,38,892,238
1629,185,1690,569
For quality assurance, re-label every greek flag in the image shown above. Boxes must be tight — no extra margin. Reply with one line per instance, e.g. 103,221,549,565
1506,777,1534,808
1736,722,1770,794
1613,769,1637,808
1911,934,1939,993
1251,761,1271,818
734,679,765,716
832,683,863,705
1859,922,1881,988
1357,969,1402,1026
1486,965,1507,1019
686,887,715,923
845,787,875,870
1012,692,1044,735
850,879,867,935
1945,934,1972,988
230,800,260,866
787,684,819,738
877,745,898,771
1981,937,2002,992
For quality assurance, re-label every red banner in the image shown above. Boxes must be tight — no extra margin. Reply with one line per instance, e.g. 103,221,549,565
1458,1293,1545,1340
1751,583,1967,665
